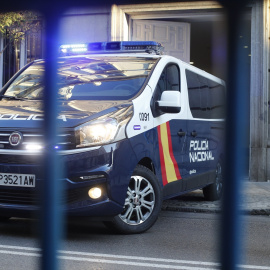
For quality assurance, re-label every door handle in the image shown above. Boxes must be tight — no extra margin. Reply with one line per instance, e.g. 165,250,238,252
191,131,197,137
177,130,186,137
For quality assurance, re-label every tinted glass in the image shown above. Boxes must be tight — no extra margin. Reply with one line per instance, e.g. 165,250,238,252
166,65,180,91
151,64,180,117
208,79,226,119
186,69,225,119
186,70,202,118
155,70,166,101
3,56,158,101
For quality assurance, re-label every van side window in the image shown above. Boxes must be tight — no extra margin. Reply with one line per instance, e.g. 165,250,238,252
155,70,166,101
186,69,225,119
166,65,180,91
151,64,180,117
208,79,226,119
185,70,202,118
197,74,210,119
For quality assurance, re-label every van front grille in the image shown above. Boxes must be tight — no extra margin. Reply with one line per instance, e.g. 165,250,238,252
0,129,75,151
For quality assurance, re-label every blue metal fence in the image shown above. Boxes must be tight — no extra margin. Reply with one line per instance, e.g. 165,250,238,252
219,1,249,269
41,9,62,270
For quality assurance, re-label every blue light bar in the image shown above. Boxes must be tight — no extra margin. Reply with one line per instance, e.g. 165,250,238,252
59,41,164,55
122,41,161,50
59,44,88,54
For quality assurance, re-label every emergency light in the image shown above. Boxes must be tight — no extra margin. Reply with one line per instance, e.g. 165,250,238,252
59,41,164,55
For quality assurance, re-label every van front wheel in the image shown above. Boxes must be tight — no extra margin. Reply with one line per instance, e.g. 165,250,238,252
104,165,162,234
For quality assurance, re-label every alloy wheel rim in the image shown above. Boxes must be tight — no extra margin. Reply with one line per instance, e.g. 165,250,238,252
119,175,155,225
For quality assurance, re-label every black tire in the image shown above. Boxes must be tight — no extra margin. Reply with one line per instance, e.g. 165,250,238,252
203,162,223,201
104,165,162,234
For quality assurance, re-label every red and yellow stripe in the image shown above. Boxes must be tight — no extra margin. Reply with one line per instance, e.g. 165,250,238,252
157,122,181,186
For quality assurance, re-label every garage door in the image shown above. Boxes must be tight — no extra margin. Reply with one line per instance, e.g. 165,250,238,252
132,19,190,63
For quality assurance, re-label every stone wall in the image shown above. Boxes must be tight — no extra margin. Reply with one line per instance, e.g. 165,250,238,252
249,0,270,181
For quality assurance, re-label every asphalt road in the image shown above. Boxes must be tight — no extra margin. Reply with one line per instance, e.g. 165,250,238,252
0,211,269,270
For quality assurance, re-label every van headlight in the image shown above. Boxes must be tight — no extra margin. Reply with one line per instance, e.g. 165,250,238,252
75,118,118,147
75,106,133,148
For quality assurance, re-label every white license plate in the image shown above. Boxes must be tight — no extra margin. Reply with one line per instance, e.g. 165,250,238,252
0,173,35,187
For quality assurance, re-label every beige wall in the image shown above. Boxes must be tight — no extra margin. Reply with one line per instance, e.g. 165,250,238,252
59,6,112,44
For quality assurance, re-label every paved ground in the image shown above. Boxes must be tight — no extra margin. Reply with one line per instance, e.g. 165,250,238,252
162,181,270,216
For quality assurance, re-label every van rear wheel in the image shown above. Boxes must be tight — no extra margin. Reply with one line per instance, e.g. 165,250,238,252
104,165,162,234
203,162,223,201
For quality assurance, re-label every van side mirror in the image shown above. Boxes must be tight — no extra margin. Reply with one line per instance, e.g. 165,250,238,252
156,91,181,113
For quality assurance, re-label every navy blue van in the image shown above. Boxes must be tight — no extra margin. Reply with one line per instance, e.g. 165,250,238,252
0,41,225,233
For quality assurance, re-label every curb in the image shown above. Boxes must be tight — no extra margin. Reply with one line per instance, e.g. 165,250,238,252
161,205,220,214
161,182,270,216
249,209,270,216
161,203,270,216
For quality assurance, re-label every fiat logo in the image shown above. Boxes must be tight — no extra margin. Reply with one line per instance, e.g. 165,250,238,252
9,132,23,147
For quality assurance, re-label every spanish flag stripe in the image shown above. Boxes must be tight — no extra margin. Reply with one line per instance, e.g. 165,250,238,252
166,122,182,180
160,124,177,182
158,122,180,184
157,125,168,185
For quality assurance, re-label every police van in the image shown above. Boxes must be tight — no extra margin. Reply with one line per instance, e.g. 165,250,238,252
0,41,225,234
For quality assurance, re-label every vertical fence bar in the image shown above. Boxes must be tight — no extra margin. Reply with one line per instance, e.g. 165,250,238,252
0,33,3,88
41,9,62,270
219,1,249,269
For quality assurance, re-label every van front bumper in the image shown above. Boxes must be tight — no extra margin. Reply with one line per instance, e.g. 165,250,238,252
0,140,138,218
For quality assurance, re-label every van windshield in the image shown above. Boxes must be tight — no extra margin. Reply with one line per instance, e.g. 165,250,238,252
3,56,158,101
